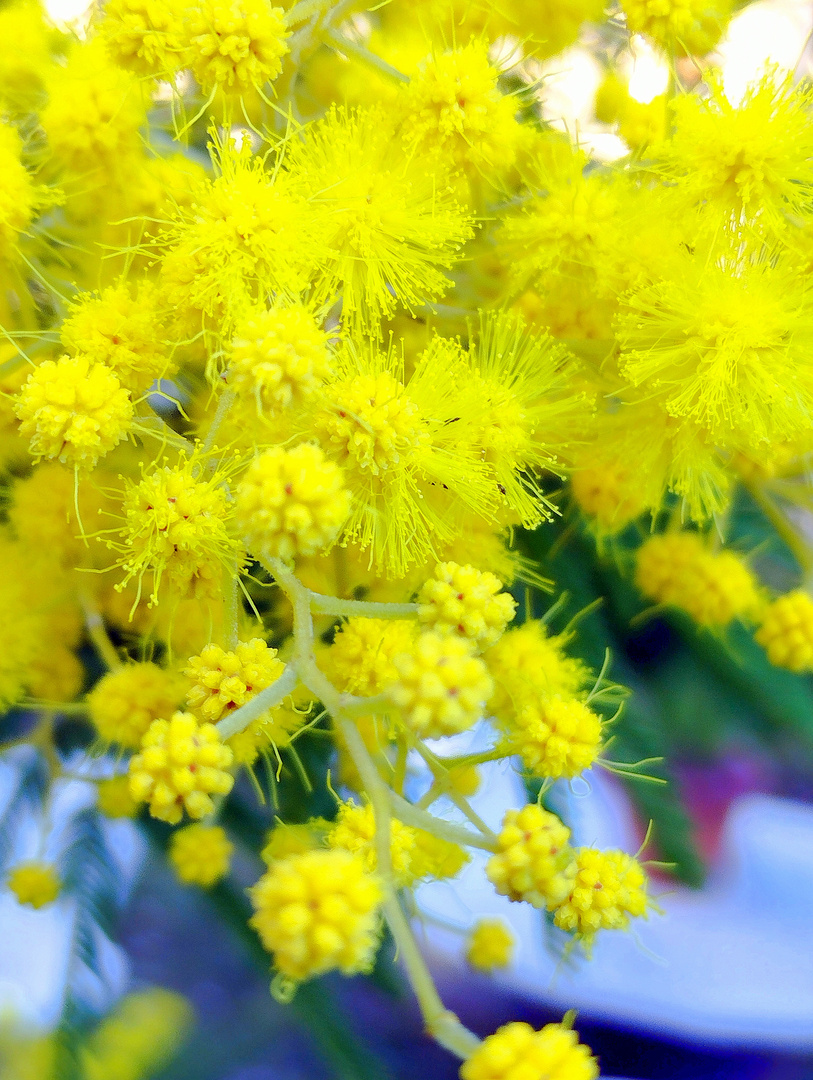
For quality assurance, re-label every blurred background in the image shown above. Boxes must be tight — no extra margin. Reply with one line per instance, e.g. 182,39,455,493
3,1,813,1078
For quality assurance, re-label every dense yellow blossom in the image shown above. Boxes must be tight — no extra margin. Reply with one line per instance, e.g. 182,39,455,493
553,847,650,940
8,862,61,909
61,282,171,394
116,453,243,604
389,630,493,738
327,800,418,886
129,712,234,824
285,106,474,332
506,697,603,780
621,0,731,55
227,302,332,416
755,590,813,673
169,823,233,887
466,918,514,972
185,638,285,723
98,0,186,78
235,443,351,563
15,355,133,469
5,2,813,1069
635,532,760,627
249,850,382,981
88,663,184,748
485,621,590,725
394,41,522,181
487,805,575,909
182,0,289,98
417,562,516,650
322,618,416,696
460,1021,598,1080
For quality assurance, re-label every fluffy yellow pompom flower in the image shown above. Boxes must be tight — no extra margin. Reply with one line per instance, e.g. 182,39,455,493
185,638,285,723
227,303,332,416
97,776,140,819
417,562,516,651
60,282,170,394
484,621,590,726
0,123,39,264
129,712,234,824
395,41,522,179
7,463,107,569
234,443,351,563
487,805,575,910
635,532,760,627
117,454,243,604
621,0,730,56
88,663,184,749
182,0,289,97
553,847,650,940
315,369,429,478
466,918,514,972
323,618,416,696
285,106,474,332
98,0,185,78
570,455,649,531
389,630,493,738
159,140,322,336
8,862,61,909
327,800,418,886
409,830,469,880
248,850,383,981
41,41,144,175
507,697,603,780
15,355,133,470
467,312,588,528
755,590,813,673
169,823,233,887
658,70,813,230
617,244,813,447
309,337,495,577
459,1021,598,1080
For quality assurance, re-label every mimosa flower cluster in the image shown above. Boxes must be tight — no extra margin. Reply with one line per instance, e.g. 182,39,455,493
2,0,813,1074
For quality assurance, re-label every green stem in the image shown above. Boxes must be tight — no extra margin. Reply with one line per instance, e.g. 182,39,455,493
409,738,497,843
216,665,300,740
323,27,409,84
223,564,240,650
308,593,418,620
78,589,121,671
388,791,497,853
204,389,235,456
746,482,813,575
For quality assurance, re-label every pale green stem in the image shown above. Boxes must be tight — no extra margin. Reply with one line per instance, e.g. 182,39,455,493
134,411,192,454
216,665,300,740
264,560,481,1062
747,481,813,575
284,0,331,26
223,563,240,651
409,737,498,843
78,590,121,671
339,692,391,718
308,593,418,620
389,792,497,853
323,26,410,83
203,389,235,456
